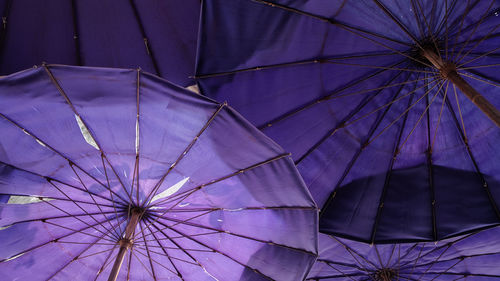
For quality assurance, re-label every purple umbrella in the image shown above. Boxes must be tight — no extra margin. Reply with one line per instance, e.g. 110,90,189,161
307,230,500,280
0,64,318,280
196,0,500,243
0,0,199,86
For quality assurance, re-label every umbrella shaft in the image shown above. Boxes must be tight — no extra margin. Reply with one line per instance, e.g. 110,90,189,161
421,49,500,128
107,211,141,281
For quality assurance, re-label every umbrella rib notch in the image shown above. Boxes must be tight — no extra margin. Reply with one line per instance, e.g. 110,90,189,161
107,208,142,281
421,48,500,127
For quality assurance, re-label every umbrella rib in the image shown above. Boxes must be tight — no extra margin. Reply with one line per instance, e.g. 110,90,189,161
128,0,161,76
132,69,141,206
0,216,119,263
134,243,213,253
443,85,500,221
319,73,414,219
151,218,276,281
43,64,135,204
431,81,451,150
323,61,435,74
323,261,358,281
369,74,418,243
0,113,129,205
251,0,412,47
453,0,496,62
148,152,290,209
425,77,439,242
195,51,404,79
306,273,368,280
259,59,410,130
371,0,422,48
44,228,114,281
94,245,118,281
151,213,317,257
70,0,82,65
68,163,122,238
458,70,500,88
100,153,124,235
138,221,158,281
142,222,185,279
134,246,201,264
46,179,120,240
78,247,116,261
143,231,221,241
315,259,370,273
141,102,226,208
459,63,500,70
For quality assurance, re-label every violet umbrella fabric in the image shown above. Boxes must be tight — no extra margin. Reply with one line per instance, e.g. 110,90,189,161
307,230,500,280
196,0,500,243
0,0,199,86
0,65,318,281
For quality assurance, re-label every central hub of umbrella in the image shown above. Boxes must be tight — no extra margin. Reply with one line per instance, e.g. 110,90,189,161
409,39,443,69
373,268,397,281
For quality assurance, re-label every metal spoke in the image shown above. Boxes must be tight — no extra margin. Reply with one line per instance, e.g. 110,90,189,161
196,51,401,79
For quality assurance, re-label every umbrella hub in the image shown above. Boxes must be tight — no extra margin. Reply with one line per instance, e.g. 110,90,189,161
373,268,397,281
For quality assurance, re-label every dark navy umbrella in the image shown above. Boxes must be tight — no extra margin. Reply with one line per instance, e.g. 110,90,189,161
196,0,500,243
0,65,318,280
307,230,500,280
0,0,199,86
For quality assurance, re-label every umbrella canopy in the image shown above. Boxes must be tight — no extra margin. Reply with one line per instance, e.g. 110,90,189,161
0,65,318,280
0,0,199,86
196,0,500,243
307,230,500,280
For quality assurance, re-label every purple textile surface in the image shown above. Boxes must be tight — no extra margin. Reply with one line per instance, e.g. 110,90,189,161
307,229,500,280
0,0,200,86
196,0,500,243
0,65,318,281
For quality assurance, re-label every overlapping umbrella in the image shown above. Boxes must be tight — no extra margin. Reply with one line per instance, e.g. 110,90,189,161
0,64,318,280
196,0,500,243
307,230,500,280
0,0,199,86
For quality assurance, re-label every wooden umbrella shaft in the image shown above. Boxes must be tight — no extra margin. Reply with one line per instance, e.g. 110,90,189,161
421,49,500,128
107,211,141,281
